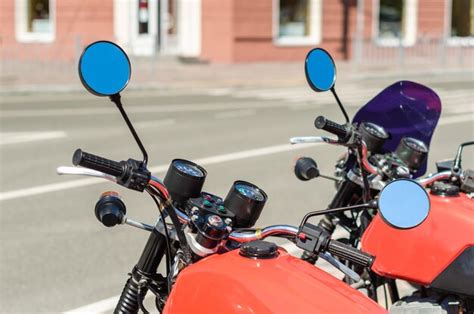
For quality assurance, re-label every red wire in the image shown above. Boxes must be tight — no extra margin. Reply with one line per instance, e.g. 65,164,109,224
148,179,170,199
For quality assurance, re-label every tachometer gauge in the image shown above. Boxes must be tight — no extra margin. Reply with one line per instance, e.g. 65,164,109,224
164,159,207,202
360,122,390,153
173,160,205,177
395,137,428,171
235,183,266,201
224,181,267,228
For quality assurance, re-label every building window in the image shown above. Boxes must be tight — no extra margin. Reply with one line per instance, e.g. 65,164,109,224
378,0,403,39
274,0,322,46
15,0,55,42
138,0,149,34
374,0,417,46
451,0,474,37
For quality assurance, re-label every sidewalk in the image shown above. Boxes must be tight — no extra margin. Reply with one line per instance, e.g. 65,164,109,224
1,55,473,95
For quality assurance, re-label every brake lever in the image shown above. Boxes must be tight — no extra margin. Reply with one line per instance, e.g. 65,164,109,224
290,136,338,145
318,251,361,282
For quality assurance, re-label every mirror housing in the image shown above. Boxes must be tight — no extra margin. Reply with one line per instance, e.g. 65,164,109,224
305,48,337,92
78,41,131,96
378,179,430,229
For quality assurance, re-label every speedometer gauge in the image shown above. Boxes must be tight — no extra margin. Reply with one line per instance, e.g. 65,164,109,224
360,122,390,153
174,160,205,177
235,183,266,201
224,181,267,228
164,159,207,202
395,137,428,171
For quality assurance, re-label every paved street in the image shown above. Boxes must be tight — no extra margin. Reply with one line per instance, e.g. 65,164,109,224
1,69,473,312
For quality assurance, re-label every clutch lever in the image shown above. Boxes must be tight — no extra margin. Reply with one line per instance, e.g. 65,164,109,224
318,251,361,282
56,166,117,182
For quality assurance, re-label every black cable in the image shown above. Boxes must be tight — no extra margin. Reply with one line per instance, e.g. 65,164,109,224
137,286,150,314
146,188,172,295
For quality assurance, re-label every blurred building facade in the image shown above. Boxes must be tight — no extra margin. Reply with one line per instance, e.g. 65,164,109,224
0,0,473,63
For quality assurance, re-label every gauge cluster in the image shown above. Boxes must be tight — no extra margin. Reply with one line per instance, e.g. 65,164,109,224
164,159,267,229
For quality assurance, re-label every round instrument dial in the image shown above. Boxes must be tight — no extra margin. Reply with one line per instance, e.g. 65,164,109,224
173,160,205,178
235,182,266,201
395,137,429,171
403,137,428,153
361,122,389,140
360,122,390,153
163,159,207,202
224,181,267,228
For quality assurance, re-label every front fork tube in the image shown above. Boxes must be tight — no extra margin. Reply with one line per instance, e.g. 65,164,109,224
114,228,168,314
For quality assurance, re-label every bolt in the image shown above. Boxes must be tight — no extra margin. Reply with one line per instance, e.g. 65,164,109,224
191,206,199,215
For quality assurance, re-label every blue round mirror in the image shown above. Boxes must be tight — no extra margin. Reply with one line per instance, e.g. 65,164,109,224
78,41,131,96
305,48,336,92
378,179,430,229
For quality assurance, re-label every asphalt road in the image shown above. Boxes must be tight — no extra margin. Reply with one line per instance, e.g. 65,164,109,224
1,73,473,313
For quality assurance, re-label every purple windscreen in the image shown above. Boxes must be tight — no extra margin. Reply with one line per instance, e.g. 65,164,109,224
352,81,442,177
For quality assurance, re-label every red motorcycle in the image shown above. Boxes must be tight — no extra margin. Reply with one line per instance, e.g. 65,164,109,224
292,47,474,312
57,41,435,313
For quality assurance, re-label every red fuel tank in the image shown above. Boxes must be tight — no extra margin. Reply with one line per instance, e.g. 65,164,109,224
164,248,385,313
361,192,474,286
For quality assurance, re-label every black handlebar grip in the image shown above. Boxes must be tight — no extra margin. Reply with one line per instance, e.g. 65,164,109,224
73,149,124,178
327,239,375,268
314,116,350,142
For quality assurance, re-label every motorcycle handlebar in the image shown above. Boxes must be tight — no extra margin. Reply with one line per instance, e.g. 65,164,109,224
327,239,375,268
73,149,125,178
314,116,351,142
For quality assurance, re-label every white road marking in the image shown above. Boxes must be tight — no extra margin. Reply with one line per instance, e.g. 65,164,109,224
438,113,474,125
443,103,474,114
0,131,67,145
1,113,472,201
214,109,256,119
64,295,122,314
0,142,320,202
0,102,273,118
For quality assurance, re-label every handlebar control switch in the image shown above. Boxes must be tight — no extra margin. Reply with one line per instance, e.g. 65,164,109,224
294,157,320,181
297,223,375,268
95,191,126,227
296,223,330,253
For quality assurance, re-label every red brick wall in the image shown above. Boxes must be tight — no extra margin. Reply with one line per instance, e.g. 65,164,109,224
418,0,445,37
0,0,15,45
201,0,359,63
0,0,114,61
201,0,235,62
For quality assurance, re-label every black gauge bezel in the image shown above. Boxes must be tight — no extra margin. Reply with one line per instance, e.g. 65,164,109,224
402,137,428,153
224,180,267,228
360,121,390,140
233,181,267,202
163,159,207,202
172,159,206,178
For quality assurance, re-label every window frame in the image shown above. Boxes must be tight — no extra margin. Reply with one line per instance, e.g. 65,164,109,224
15,0,55,43
272,0,322,46
372,0,418,47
